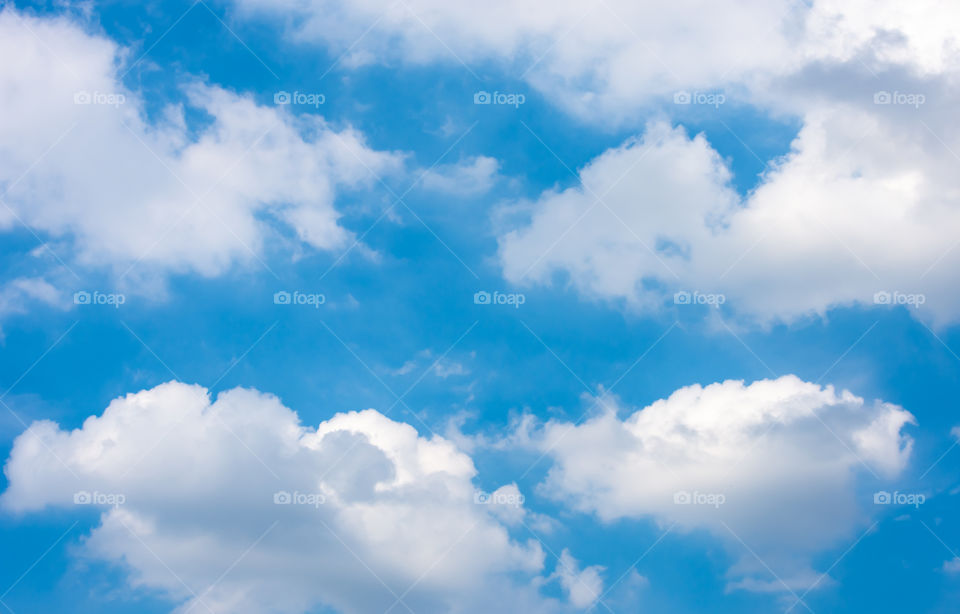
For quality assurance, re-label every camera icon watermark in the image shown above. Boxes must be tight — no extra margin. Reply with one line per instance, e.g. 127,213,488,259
473,290,525,308
674,290,725,307
73,90,126,107
73,490,126,507
873,490,925,508
74,290,126,308
274,290,325,308
473,490,525,507
273,490,325,508
274,90,325,108
473,91,525,108
673,90,725,108
873,91,925,108
673,490,725,508
873,291,925,307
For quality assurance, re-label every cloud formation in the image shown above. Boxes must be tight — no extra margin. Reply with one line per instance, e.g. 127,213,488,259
0,8,401,287
231,0,960,120
499,108,960,325
1,382,564,614
528,376,914,592
226,1,960,324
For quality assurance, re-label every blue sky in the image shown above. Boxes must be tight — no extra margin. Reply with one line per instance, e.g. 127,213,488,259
1,1,960,612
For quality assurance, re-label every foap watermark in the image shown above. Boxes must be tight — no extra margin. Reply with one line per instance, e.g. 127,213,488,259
474,290,525,308
73,90,126,107
873,291,925,307
473,91,526,108
674,290,726,307
274,290,325,308
673,490,725,508
474,490,525,507
873,91,925,108
74,290,125,308
74,490,126,507
273,490,326,508
274,90,325,108
673,90,726,108
873,490,925,508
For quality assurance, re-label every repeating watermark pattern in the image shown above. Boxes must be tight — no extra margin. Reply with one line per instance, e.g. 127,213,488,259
74,290,126,308
274,90,325,108
273,490,325,508
274,290,325,308
873,91,925,108
873,490,925,508
474,490,525,507
673,490,725,508
73,90,126,107
674,290,726,306
474,290,525,308
74,490,126,507
673,90,726,108
473,90,526,108
873,291,926,307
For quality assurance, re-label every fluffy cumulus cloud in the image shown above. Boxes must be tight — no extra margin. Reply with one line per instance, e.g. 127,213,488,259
498,101,960,325
529,376,914,592
0,382,578,614
0,8,402,287
498,122,738,313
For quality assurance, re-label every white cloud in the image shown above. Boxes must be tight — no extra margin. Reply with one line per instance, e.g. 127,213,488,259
480,483,525,525
498,106,960,325
0,381,573,614
419,156,500,195
232,0,785,122
944,557,960,574
529,376,914,592
230,0,960,121
433,360,469,378
549,549,606,609
498,122,737,313
223,1,960,325
0,277,63,321
391,349,471,379
0,8,401,287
